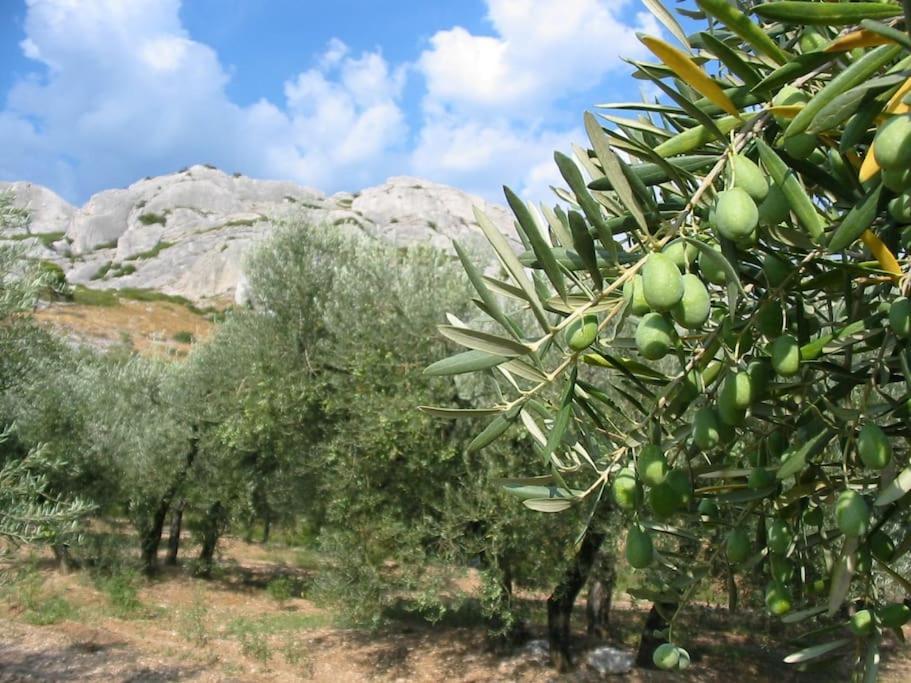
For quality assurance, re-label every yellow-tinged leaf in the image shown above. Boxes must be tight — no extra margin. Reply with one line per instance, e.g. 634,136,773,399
860,229,902,279
639,35,739,117
766,104,803,119
885,76,911,115
858,147,880,182
860,77,911,182
825,30,891,53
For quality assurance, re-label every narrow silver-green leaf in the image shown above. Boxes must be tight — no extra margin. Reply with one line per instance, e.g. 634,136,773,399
502,484,581,500
438,325,532,358
875,466,911,506
554,152,616,257
418,406,504,418
501,359,549,383
828,186,883,252
504,186,567,301
473,206,550,329
783,639,851,665
785,44,901,140
643,0,690,50
584,112,649,236
540,203,574,249
827,536,858,616
467,415,511,453
781,605,827,624
453,240,514,336
756,139,825,241
523,498,575,512
423,349,506,376
699,32,760,87
568,210,603,289
777,427,835,479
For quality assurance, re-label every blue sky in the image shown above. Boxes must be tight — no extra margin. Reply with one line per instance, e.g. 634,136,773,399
0,1,666,205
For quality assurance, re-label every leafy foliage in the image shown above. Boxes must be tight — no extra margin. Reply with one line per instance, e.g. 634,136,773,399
427,2,911,675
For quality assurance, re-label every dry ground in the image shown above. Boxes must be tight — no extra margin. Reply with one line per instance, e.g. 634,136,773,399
34,299,214,356
1,538,909,682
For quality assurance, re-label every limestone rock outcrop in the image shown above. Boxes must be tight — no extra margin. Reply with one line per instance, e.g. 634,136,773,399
1,165,517,304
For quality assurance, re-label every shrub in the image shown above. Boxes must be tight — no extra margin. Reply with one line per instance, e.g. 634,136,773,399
172,330,195,344
137,213,166,226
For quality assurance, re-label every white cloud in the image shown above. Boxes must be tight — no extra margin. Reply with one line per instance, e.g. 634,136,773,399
411,114,581,201
411,0,658,200
0,0,407,202
0,0,656,205
417,0,657,116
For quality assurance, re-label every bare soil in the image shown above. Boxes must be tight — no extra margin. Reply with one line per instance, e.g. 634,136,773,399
34,299,213,356
1,538,908,682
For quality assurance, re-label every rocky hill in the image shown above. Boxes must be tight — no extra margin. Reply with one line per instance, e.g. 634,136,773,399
1,165,516,307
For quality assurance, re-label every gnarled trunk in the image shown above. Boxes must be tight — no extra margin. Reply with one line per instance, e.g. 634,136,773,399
165,499,185,566
546,529,605,672
141,496,171,576
196,500,227,578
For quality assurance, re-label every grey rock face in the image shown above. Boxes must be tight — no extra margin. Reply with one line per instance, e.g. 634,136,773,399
0,181,74,235
1,166,516,304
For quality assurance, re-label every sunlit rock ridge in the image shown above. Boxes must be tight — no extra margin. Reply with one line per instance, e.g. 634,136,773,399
1,165,516,304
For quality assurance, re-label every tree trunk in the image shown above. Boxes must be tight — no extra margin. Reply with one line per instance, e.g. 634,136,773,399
243,512,255,543
261,515,271,544
197,501,226,578
141,496,171,576
727,563,739,612
546,529,605,672
635,602,678,668
51,543,73,573
165,499,185,566
140,430,200,576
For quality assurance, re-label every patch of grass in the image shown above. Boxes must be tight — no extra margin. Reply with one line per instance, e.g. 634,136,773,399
25,595,76,625
130,240,173,260
280,634,314,673
172,330,195,344
138,212,166,226
239,630,271,662
109,263,136,278
427,220,438,230
95,239,118,250
178,594,210,647
203,163,217,170
91,261,113,280
266,576,295,602
94,568,143,618
2,563,77,625
226,611,333,638
1,232,33,241
37,231,65,248
71,285,118,306
224,217,260,228
117,288,198,310
284,195,297,203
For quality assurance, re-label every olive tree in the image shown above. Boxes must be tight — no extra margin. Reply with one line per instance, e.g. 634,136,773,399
426,1,911,677
244,219,581,634
0,192,92,548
